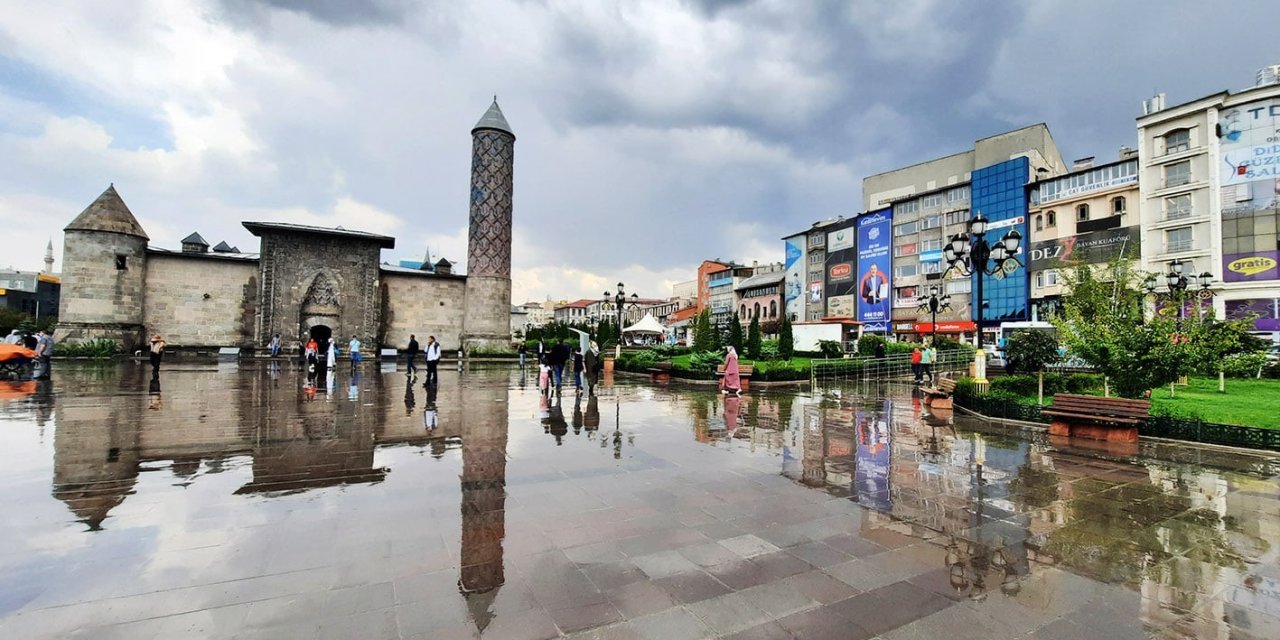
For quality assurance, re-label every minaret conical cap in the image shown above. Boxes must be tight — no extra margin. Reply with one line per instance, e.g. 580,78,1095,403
64,184,150,240
472,99,514,138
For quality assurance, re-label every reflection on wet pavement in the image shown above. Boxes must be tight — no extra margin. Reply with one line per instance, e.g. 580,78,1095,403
0,363,1277,639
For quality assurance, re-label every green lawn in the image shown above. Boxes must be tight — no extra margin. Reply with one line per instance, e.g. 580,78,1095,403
1014,376,1280,429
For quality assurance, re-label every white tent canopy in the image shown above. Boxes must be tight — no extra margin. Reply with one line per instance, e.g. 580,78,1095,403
623,314,666,334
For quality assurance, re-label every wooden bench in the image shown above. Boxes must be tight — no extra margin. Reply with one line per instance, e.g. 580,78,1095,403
921,377,956,409
1042,394,1150,443
647,361,673,383
715,363,755,390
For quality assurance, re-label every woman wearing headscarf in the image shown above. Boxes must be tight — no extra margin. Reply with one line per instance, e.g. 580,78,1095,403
584,340,601,396
721,346,742,396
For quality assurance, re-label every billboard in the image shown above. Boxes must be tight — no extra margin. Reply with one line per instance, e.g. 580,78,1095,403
824,220,858,307
784,238,805,320
1225,298,1280,331
827,294,854,318
827,227,854,252
1218,98,1280,282
808,281,822,303
856,209,892,331
1028,226,1141,271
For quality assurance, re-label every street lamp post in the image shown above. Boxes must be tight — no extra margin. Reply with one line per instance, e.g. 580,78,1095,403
1143,258,1214,333
942,211,1024,386
604,282,639,359
916,285,952,345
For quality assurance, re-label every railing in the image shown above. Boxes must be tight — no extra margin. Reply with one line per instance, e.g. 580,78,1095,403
955,391,1280,452
811,351,972,385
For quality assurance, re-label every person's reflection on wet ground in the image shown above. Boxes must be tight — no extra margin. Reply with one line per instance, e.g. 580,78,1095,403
547,395,567,445
423,382,438,432
724,394,741,434
268,360,280,385
303,368,317,401
325,369,335,399
584,394,599,432
537,392,550,428
404,382,416,415
348,371,360,401
572,394,583,434
147,374,162,411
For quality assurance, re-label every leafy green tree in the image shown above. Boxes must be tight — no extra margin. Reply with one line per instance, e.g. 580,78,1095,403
727,313,745,354
1005,329,1061,404
778,315,794,361
692,309,715,353
746,315,762,360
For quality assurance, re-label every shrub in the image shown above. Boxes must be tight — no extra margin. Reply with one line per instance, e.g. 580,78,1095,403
57,338,121,359
816,340,843,359
1222,352,1268,378
753,360,808,381
778,315,794,361
932,336,973,352
1065,373,1104,394
688,351,723,371
746,316,762,360
629,350,660,370
953,377,979,401
759,339,781,361
651,344,690,358
991,374,1039,397
856,335,885,357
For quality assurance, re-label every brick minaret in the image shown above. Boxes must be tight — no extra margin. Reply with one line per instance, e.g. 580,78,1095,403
462,99,515,352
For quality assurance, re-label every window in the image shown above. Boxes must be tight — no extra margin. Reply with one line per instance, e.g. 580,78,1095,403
1075,203,1090,222
808,234,825,248
1034,215,1043,231
946,187,968,203
1035,272,1043,289
894,243,918,258
769,300,777,318
1165,194,1192,220
809,311,820,321
1166,227,1193,253
894,221,919,236
1046,210,1056,227
1165,160,1191,187
753,302,761,319
920,215,942,230
894,264,918,278
115,254,127,270
922,194,943,208
808,254,822,265
945,210,969,226
920,238,943,252
895,200,920,216
740,304,746,317
894,286,919,307
1111,196,1126,215
1164,128,1190,154
921,261,943,274
945,279,971,294
1046,270,1058,286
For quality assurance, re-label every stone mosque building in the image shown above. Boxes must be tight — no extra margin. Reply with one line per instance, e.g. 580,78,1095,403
56,100,516,353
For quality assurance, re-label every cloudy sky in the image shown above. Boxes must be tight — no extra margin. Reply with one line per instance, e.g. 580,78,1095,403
2,0,1277,304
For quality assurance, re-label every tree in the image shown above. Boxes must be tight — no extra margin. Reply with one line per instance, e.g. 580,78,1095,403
1052,259,1255,399
1004,329,1061,404
746,315,762,360
727,313,745,354
778,315,794,361
692,309,715,353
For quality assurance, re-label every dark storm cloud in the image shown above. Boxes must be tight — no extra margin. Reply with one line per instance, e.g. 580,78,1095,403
218,0,410,27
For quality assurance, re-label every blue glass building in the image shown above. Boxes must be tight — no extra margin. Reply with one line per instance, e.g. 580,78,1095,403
970,157,1030,332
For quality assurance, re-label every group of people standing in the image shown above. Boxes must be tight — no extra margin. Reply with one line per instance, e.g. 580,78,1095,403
534,339,601,397
403,334,443,386
911,344,937,384
300,334,370,374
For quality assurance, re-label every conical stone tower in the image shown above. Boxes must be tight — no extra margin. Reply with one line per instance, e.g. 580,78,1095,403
58,184,150,349
461,99,515,352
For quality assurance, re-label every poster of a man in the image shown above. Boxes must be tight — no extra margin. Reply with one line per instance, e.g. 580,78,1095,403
860,264,888,306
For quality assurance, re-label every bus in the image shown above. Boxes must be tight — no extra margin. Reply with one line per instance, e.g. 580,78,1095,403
985,321,1057,366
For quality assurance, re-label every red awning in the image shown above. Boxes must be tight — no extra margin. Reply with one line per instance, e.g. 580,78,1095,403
911,321,977,333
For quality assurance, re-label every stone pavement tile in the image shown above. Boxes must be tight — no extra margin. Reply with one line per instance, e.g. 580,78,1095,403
704,558,773,591
751,523,813,549
1069,601,1149,640
881,601,1022,640
565,541,628,567
624,607,713,640
1032,617,1093,640
606,580,676,620
676,541,742,568
784,541,852,568
561,621,646,640
749,550,813,581
583,560,647,592
719,534,782,558
722,620,792,640
401,622,481,640
827,582,951,636
824,558,913,593
630,550,701,579
551,601,625,634
905,568,968,601
652,570,732,605
820,532,889,558
322,581,395,616
242,591,330,630
775,604,874,640
470,606,560,640
736,580,820,619
694,520,747,541
686,592,773,636
316,607,399,640
781,570,862,604
856,526,918,549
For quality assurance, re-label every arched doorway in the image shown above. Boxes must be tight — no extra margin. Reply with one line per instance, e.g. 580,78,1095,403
309,324,332,345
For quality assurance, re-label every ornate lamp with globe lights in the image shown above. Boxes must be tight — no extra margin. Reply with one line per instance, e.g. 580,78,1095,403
917,285,952,345
941,211,1025,386
1142,258,1214,334
603,283,639,359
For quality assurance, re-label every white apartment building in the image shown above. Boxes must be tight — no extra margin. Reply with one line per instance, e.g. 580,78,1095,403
1137,68,1280,339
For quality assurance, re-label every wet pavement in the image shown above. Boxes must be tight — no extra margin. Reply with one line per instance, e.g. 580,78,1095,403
0,362,1278,639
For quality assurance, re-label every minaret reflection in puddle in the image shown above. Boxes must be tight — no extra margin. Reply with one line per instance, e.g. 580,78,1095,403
458,376,508,632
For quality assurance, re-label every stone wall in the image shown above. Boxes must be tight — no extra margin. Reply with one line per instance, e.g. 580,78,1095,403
382,272,467,351
142,254,258,348
462,275,512,351
57,230,149,347
257,233,384,346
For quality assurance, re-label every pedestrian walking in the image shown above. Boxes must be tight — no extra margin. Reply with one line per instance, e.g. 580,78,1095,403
720,346,742,396
921,343,935,383
874,341,886,360
538,362,551,396
148,334,165,377
549,341,569,391
348,334,362,372
326,338,337,370
269,334,281,357
405,334,420,376
584,340,601,396
305,337,319,372
424,335,442,386
911,347,922,383
572,347,584,393
518,343,527,368
33,330,54,379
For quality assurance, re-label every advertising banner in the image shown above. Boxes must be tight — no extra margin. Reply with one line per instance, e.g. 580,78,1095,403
1028,226,1141,271
808,281,822,303
827,262,853,283
1223,250,1279,283
856,209,892,331
827,227,854,252
784,239,804,319
854,401,892,513
827,294,854,319
920,250,943,263
1225,298,1280,331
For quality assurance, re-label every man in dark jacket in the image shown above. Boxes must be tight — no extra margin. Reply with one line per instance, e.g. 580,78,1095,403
548,341,570,390
405,334,420,376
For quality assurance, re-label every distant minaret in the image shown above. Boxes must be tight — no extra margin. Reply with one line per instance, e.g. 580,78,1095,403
462,98,515,352
43,239,54,274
